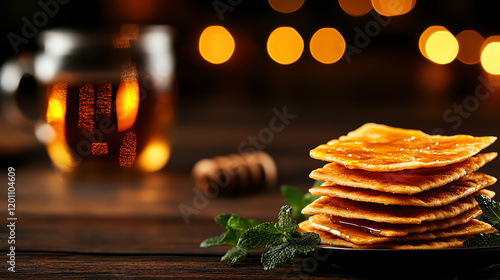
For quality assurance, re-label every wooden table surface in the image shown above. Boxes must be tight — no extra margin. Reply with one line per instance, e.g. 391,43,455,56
1,162,500,280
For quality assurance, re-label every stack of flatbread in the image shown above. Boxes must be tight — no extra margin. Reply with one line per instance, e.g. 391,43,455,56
299,123,498,249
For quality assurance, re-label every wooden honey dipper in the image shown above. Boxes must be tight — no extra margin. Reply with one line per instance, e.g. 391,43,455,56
192,151,277,196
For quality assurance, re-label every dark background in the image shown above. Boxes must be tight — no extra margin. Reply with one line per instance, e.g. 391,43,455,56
1,0,499,189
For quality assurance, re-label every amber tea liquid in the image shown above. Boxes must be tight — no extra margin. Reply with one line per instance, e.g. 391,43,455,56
44,78,174,174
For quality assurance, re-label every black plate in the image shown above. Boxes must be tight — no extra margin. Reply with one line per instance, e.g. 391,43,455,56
316,245,500,274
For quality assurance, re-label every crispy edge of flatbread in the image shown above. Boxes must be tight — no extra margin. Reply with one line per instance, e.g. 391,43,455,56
310,123,496,172
299,220,497,249
329,206,483,237
301,189,496,224
309,173,496,207
309,153,497,195
308,214,492,245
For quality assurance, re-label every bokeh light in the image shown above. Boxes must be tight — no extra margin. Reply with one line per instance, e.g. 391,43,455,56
138,138,171,172
46,83,67,125
481,36,500,75
371,0,415,17
338,0,372,16
116,80,139,132
116,63,140,132
267,27,304,65
419,26,458,64
419,26,445,59
199,26,235,64
44,83,76,172
268,0,305,14
456,30,484,64
426,32,459,64
310,28,346,64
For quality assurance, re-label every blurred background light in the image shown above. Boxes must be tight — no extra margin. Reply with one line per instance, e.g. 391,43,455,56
141,25,172,54
268,0,305,14
481,36,500,75
138,138,171,172
371,0,416,17
0,59,22,94
35,122,56,144
199,26,235,64
419,26,445,60
310,28,346,64
338,0,372,17
43,83,75,172
419,26,458,64
116,79,140,132
43,31,77,56
456,30,484,65
34,54,60,82
46,83,67,125
267,27,304,65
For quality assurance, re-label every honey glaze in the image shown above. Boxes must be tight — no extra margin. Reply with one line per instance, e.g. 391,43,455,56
332,216,384,236
331,206,483,237
310,214,492,245
310,123,496,171
300,220,479,249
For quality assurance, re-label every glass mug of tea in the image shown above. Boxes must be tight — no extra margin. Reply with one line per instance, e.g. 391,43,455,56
1,25,176,174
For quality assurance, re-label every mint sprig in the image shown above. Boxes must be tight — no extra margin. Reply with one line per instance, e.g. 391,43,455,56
464,194,500,247
262,231,321,270
281,182,321,223
200,205,321,269
221,247,249,265
475,194,500,231
464,233,500,247
237,222,283,248
200,213,259,264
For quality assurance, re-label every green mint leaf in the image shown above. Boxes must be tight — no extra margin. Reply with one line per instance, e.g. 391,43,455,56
464,233,500,247
278,205,299,234
237,222,283,248
200,234,225,248
261,241,294,270
302,193,320,206
226,215,255,231
217,229,239,246
261,232,321,270
293,232,322,254
300,193,320,220
202,214,259,248
281,185,304,222
281,185,320,222
261,231,321,270
214,214,259,230
215,214,234,228
221,246,249,266
248,219,260,228
281,185,303,209
312,180,324,187
475,194,500,231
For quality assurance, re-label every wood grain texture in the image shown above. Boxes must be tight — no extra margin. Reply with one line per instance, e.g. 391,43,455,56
12,216,229,255
3,253,499,279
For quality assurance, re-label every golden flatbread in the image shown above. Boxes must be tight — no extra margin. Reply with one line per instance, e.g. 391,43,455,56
310,123,496,172
310,153,497,195
301,190,495,224
329,206,483,237
308,214,492,245
310,173,496,207
299,221,495,249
